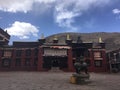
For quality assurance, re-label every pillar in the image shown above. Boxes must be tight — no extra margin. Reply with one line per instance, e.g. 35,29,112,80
89,49,94,72
11,49,16,70
102,49,107,72
21,49,25,70
37,46,43,71
67,48,74,71
31,49,34,70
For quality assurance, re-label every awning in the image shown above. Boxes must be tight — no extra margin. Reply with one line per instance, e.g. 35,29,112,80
50,46,70,49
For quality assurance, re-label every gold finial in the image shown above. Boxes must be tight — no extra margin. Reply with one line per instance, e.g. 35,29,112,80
99,37,102,43
67,34,70,40
41,33,44,39
54,35,58,40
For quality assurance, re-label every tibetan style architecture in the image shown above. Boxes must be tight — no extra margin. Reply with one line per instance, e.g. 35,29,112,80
0,28,108,72
107,48,120,72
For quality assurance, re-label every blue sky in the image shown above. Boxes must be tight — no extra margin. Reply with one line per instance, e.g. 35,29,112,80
0,0,120,44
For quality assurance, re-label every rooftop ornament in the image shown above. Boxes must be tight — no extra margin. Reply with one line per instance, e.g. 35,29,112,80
99,37,103,43
41,33,44,39
67,34,71,40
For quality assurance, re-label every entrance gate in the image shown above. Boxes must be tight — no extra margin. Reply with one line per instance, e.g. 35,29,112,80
43,56,68,70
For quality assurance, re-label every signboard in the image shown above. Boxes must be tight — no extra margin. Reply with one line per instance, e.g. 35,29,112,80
94,52,103,60
43,48,67,56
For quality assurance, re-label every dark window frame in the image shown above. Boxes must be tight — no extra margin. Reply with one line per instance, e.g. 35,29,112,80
94,60,102,67
34,48,38,56
16,50,22,57
2,58,11,67
25,58,31,66
15,58,21,66
34,58,38,66
26,49,31,56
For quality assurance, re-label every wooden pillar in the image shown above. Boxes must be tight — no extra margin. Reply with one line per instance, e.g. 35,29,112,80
31,49,34,70
67,48,74,72
102,49,107,72
89,49,94,72
21,49,25,70
37,46,43,71
11,49,16,70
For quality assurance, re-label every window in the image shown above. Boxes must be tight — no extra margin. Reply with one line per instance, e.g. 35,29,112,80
2,58,11,67
16,50,22,57
25,58,30,66
26,49,31,56
94,60,102,67
15,58,21,66
34,58,38,66
3,50,12,57
34,48,38,56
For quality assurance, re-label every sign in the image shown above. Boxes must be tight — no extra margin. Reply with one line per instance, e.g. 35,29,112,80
94,52,103,60
43,48,67,56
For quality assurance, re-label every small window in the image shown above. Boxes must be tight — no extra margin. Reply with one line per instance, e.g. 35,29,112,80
3,50,12,57
2,58,11,67
15,58,21,66
34,58,38,66
94,60,102,67
26,49,31,56
34,48,38,56
16,50,22,57
25,58,30,66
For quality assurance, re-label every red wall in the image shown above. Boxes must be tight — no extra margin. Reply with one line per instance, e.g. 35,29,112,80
0,47,108,72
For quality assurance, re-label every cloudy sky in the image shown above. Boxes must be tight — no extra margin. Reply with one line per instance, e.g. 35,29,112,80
0,0,120,44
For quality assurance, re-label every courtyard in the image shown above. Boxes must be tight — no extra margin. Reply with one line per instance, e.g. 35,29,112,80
0,72,120,90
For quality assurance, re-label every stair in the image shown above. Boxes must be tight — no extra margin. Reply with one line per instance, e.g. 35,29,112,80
49,67,63,72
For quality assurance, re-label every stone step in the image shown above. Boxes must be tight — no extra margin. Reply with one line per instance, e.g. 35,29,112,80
49,67,63,72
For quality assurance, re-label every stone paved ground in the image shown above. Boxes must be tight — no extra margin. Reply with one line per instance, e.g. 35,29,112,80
0,72,120,90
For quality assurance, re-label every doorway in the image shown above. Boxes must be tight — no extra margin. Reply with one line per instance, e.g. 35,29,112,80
43,56,68,69
51,59,59,67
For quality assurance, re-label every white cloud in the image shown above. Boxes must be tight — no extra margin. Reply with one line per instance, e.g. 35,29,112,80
0,0,112,31
55,11,79,31
54,0,111,31
112,9,120,14
0,0,33,13
0,0,55,13
5,21,39,39
35,0,56,4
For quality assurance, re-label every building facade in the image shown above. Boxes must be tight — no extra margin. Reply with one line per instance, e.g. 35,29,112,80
107,48,120,72
0,28,107,72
